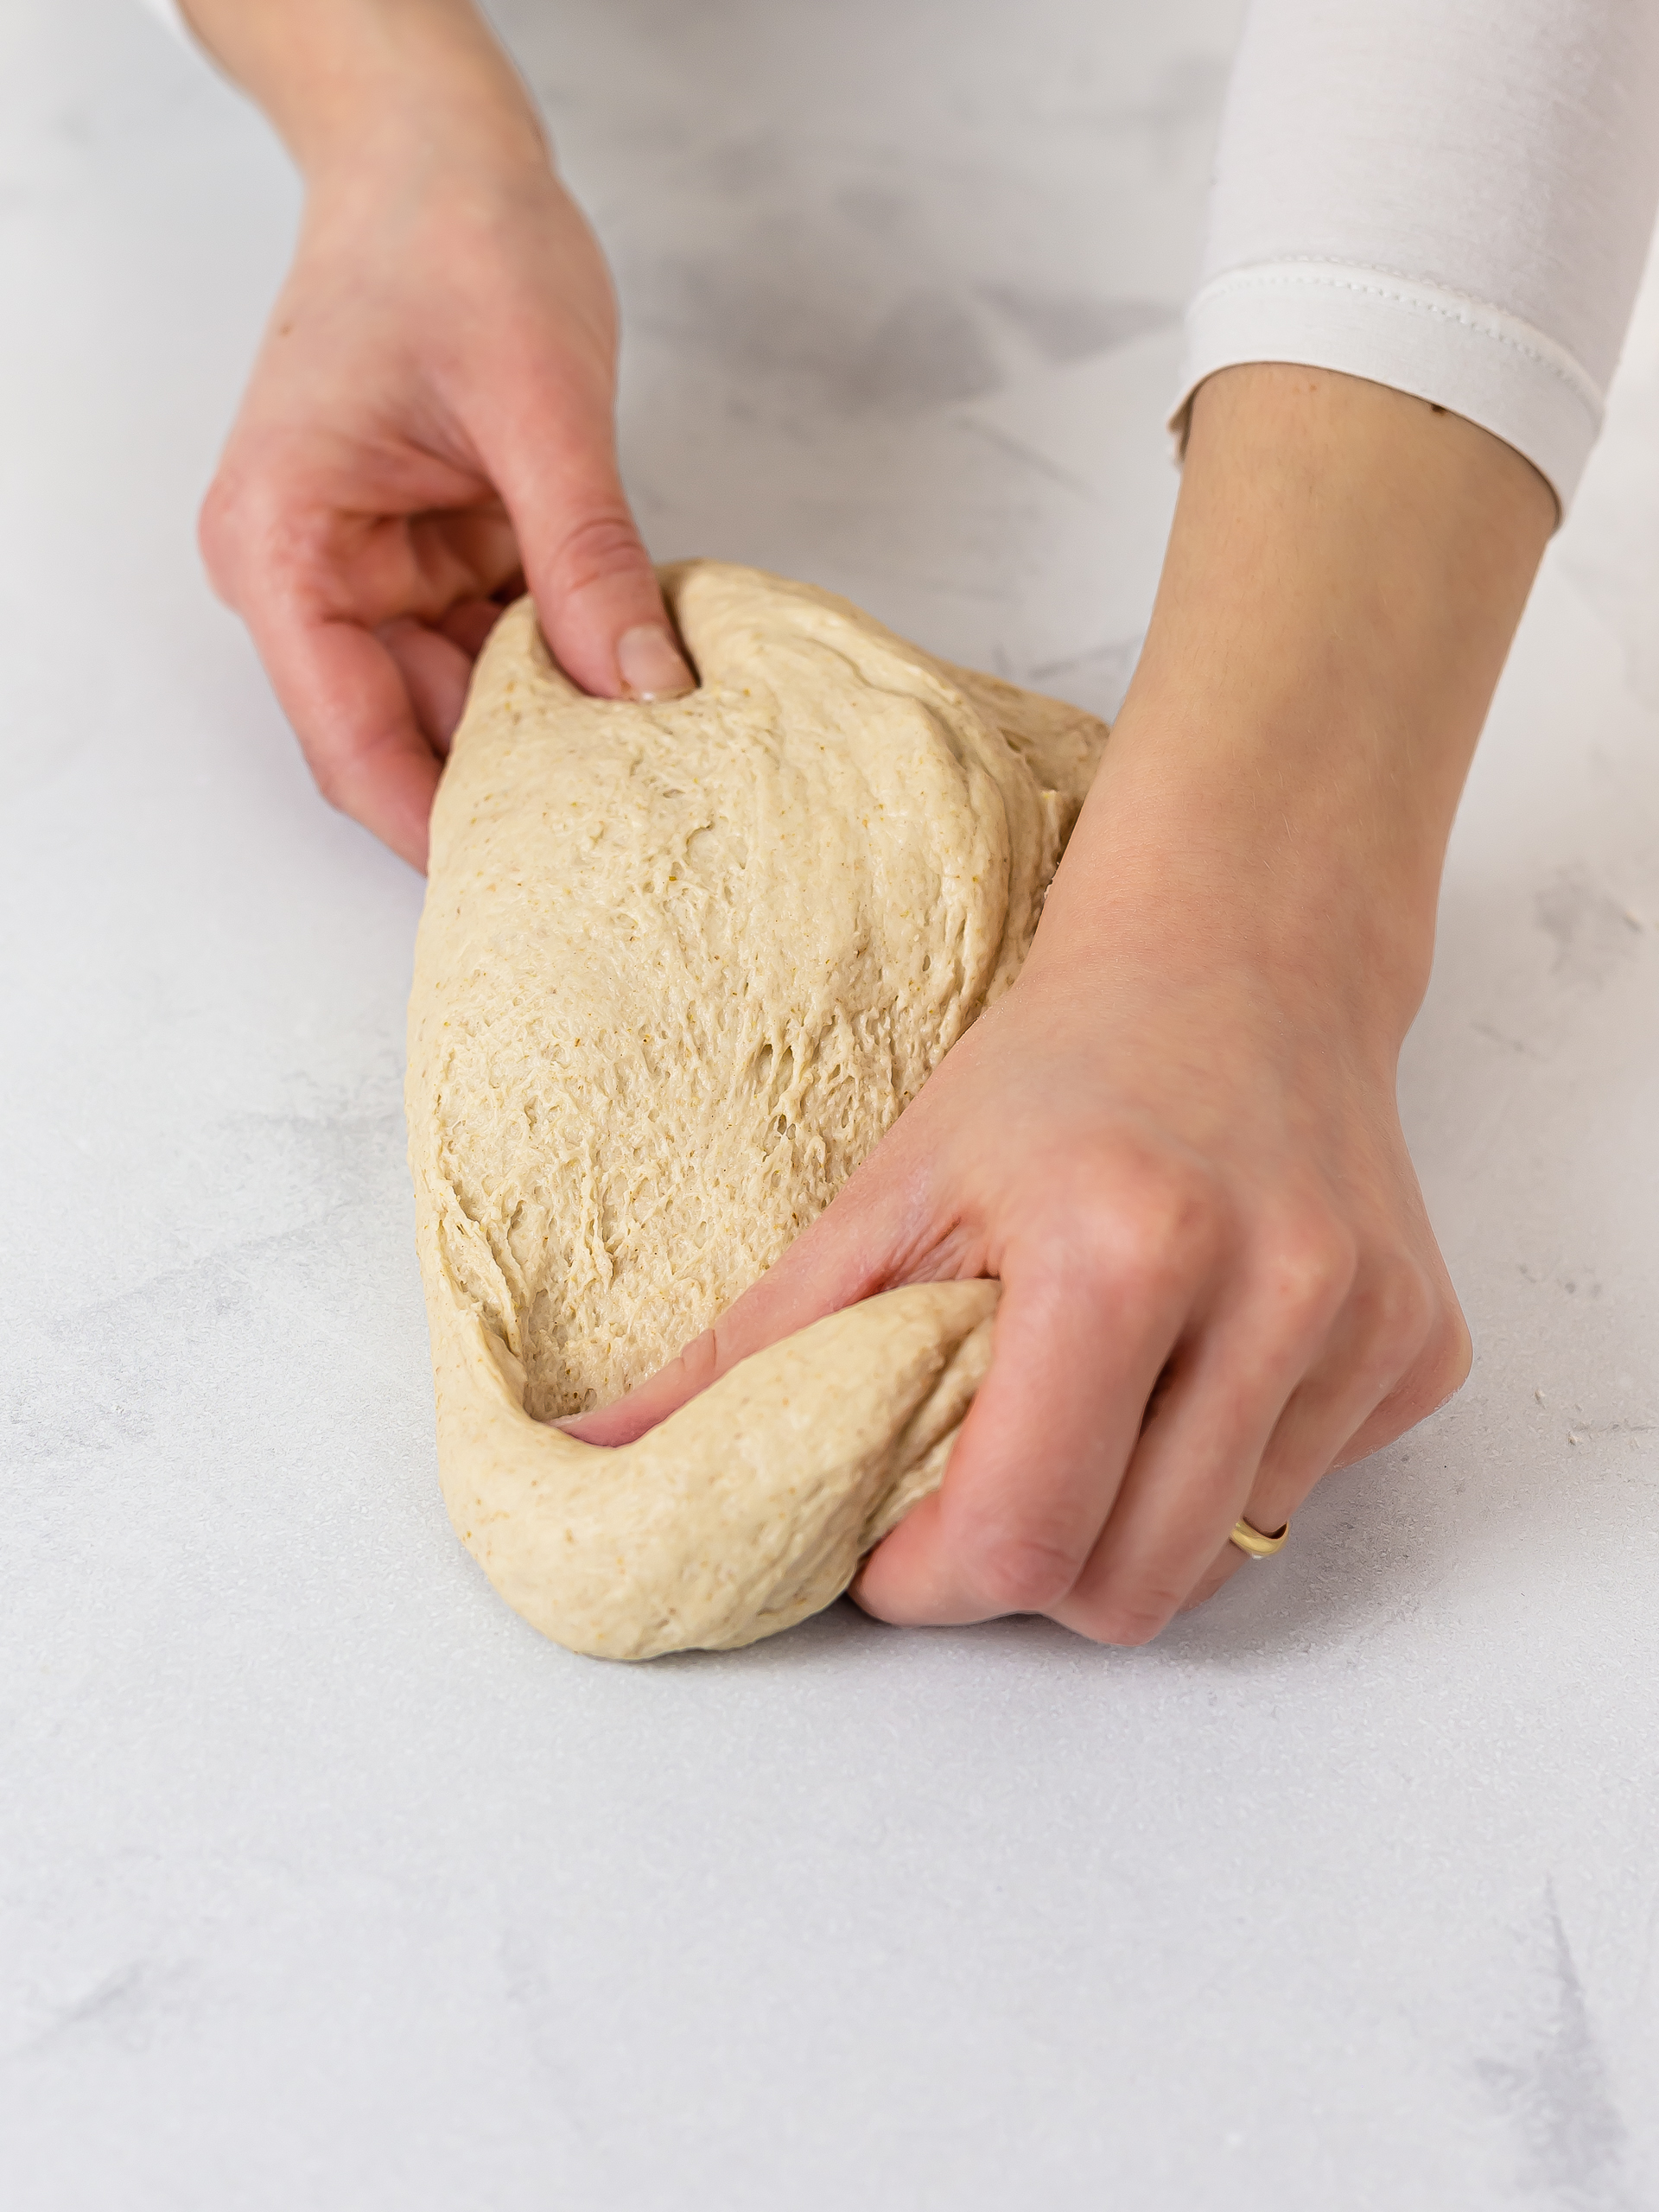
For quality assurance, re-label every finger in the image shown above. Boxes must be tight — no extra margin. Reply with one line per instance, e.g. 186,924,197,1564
204,465,519,635
254,611,441,870
1248,1256,1440,1512
558,1174,904,1446
853,1193,1216,1629
1179,1257,1461,1614
1325,1284,1471,1470
1055,1224,1356,1643
1172,1358,1389,1618
474,402,695,702
1175,1538,1249,1614
377,617,477,753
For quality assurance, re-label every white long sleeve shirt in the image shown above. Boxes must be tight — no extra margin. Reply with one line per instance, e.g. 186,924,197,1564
142,0,1659,513
1177,0,1659,510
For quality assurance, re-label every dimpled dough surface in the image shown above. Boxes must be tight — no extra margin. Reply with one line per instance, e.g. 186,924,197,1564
406,563,1108,1660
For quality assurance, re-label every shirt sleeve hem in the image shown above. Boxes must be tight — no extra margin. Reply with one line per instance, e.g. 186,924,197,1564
1167,259,1605,518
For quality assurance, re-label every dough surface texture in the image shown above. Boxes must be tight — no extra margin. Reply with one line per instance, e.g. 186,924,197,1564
406,563,1107,1660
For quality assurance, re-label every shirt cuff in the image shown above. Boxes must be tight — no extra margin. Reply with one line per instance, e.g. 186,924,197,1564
1168,258,1606,518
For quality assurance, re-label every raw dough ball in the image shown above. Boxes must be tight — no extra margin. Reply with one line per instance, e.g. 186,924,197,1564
406,563,1107,1659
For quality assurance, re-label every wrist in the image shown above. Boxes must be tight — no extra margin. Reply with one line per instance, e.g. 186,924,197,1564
1028,364,1553,1047
1039,729,1442,1057
183,0,547,188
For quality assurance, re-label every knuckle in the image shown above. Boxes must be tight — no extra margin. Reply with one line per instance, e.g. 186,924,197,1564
1367,1300,1473,1441
965,1532,1085,1616
1267,1216,1359,1325
1112,1160,1219,1268
548,510,652,600
1363,1258,1439,1374
1032,1154,1221,1306
199,460,304,607
196,473,245,598
1421,1304,1474,1406
307,752,351,813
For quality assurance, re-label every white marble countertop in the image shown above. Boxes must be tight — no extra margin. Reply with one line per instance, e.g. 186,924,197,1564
4,3,1658,2206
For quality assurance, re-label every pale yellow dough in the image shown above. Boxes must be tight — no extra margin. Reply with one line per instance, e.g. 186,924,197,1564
406,563,1108,1660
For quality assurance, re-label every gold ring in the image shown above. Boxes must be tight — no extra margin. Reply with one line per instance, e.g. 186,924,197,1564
1230,1516,1290,1560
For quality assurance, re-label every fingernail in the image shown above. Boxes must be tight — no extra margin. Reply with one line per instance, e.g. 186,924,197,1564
616,624,696,701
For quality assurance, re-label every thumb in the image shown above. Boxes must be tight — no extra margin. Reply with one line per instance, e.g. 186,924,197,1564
486,408,695,702
559,1184,898,1447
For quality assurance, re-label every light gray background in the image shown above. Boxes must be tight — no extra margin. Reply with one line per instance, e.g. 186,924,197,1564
3,3,1658,2206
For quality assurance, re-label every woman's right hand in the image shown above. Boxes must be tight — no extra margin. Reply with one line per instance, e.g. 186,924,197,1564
188,0,691,869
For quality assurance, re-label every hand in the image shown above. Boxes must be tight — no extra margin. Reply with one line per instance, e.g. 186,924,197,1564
567,365,1555,1642
189,0,693,869
565,813,1469,1642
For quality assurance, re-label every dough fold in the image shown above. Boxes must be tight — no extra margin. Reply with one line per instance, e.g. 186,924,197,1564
406,562,1107,1659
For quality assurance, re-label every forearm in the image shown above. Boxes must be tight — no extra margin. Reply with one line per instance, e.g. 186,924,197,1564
177,0,544,182
1041,364,1554,1041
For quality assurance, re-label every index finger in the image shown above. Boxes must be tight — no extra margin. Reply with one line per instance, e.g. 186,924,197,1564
557,1173,901,1446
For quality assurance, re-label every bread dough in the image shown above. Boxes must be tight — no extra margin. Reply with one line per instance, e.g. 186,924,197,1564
406,563,1108,1659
